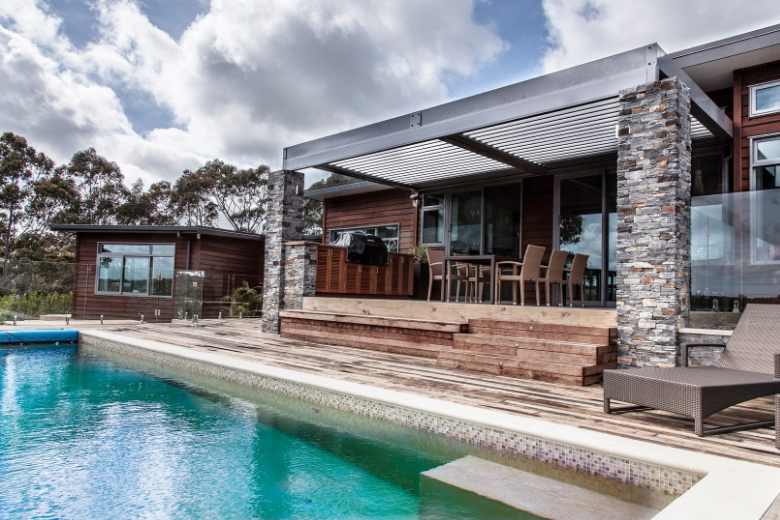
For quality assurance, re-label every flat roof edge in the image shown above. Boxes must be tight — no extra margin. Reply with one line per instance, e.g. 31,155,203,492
304,180,391,201
49,224,265,241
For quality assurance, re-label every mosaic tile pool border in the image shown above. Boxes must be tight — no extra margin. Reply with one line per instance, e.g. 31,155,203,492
81,334,699,496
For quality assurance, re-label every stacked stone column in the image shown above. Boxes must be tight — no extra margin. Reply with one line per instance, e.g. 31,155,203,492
282,242,318,311
261,170,305,333
616,77,692,368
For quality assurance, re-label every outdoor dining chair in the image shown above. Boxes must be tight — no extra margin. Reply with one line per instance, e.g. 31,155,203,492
426,248,443,301
563,253,589,307
469,264,492,303
494,244,546,305
539,249,568,306
452,253,474,302
604,304,780,446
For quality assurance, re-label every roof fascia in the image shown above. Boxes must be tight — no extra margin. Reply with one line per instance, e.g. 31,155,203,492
304,180,390,201
667,23,780,68
49,225,265,241
283,45,660,171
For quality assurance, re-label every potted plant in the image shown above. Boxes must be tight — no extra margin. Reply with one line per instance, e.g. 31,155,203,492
410,244,429,300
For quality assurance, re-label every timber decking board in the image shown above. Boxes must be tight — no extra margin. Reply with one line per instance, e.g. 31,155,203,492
96,321,780,469
303,297,617,327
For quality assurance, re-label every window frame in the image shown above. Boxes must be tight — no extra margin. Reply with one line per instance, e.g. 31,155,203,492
94,242,176,297
749,133,780,265
420,193,446,247
750,79,780,117
329,224,400,253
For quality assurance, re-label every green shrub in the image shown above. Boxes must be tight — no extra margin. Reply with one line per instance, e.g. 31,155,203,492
219,281,263,317
0,292,73,319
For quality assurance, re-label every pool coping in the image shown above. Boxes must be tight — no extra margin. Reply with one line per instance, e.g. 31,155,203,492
79,330,780,520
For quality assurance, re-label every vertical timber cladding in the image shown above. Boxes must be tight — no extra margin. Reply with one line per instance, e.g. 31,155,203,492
616,77,692,368
261,170,305,333
736,61,780,192
323,188,417,252
522,176,554,305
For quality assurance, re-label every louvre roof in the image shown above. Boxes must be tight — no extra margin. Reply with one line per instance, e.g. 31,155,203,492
286,43,733,190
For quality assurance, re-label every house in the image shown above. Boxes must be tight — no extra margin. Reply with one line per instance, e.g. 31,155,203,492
282,23,780,369
49,225,265,321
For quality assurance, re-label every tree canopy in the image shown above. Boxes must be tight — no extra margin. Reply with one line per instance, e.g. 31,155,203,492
0,132,272,263
302,172,353,235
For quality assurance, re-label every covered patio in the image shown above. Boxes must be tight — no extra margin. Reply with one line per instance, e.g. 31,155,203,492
285,44,730,311
267,36,780,374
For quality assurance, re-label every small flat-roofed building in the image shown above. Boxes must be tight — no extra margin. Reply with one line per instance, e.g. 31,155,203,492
49,225,265,321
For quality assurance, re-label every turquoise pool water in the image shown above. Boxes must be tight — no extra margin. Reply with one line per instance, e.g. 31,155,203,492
2,343,554,519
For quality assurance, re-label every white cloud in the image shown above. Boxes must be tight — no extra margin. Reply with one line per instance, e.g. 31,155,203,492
0,0,507,187
541,0,780,73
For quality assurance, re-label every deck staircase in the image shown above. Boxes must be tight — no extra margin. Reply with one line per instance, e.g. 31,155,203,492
278,310,616,386
438,319,617,386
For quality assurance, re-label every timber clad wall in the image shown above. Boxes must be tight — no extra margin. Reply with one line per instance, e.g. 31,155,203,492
735,60,780,192
323,188,418,252
71,232,264,320
521,176,554,305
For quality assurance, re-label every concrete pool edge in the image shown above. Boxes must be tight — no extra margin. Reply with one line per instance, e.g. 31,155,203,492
79,330,780,520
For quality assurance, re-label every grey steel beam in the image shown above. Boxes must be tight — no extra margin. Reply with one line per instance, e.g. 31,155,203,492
284,44,659,171
439,134,549,174
313,163,415,190
657,55,733,142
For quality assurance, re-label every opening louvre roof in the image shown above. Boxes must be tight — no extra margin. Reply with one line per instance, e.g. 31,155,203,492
332,140,515,185
326,96,714,188
287,44,730,190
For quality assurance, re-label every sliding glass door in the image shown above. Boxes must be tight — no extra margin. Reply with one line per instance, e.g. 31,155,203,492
555,171,616,306
450,190,483,255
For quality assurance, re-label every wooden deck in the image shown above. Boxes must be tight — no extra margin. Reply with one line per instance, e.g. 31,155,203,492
95,319,780,468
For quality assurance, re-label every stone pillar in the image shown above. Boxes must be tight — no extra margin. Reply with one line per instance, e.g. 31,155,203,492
283,242,318,310
616,77,692,368
261,170,305,333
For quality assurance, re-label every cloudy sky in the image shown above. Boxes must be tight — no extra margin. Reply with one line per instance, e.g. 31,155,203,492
2,0,780,189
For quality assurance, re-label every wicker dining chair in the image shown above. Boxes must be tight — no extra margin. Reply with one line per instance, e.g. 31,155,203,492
426,248,443,301
539,249,568,306
451,253,473,302
470,265,492,303
563,253,589,307
494,244,546,305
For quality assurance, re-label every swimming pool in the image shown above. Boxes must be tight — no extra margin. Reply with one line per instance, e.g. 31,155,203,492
0,344,669,519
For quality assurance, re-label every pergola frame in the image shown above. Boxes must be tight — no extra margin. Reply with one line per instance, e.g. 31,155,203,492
284,44,733,190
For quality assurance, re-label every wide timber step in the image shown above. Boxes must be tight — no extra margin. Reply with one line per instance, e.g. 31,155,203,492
467,319,616,346
437,319,618,386
452,334,617,365
278,310,467,358
437,349,612,386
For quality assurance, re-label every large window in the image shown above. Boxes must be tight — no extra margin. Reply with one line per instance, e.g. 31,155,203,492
750,80,780,117
330,225,399,252
752,135,780,264
96,243,175,296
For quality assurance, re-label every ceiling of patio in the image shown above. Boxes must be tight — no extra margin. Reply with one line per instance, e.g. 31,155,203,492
324,98,714,189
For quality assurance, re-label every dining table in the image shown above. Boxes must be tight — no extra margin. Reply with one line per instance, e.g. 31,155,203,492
440,254,520,305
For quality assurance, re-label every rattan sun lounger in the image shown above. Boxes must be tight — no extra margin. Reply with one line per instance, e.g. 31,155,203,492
603,304,780,442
